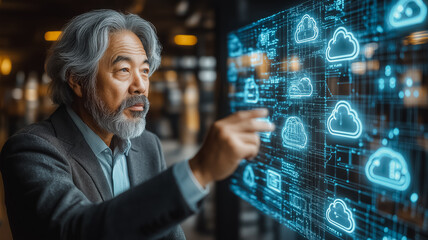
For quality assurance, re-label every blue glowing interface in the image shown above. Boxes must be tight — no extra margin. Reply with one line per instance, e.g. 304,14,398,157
227,0,428,239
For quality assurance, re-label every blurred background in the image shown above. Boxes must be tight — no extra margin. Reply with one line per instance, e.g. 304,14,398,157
0,0,295,239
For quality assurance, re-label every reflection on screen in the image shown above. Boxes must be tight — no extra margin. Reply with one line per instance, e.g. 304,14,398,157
227,0,428,239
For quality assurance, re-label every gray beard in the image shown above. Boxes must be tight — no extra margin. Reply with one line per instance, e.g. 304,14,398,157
84,92,150,139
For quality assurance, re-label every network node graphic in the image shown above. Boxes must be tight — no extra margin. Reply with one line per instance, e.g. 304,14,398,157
327,101,362,139
258,29,279,59
243,165,256,188
389,0,427,28
266,169,281,193
244,78,259,103
227,62,238,82
365,147,411,191
228,34,243,57
326,27,359,62
295,14,319,43
326,199,356,233
289,77,313,98
282,116,307,149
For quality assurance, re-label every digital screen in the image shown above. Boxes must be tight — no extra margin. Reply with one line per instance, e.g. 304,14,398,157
226,0,428,239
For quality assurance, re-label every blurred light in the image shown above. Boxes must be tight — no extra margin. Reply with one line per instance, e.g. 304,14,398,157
11,88,23,100
405,89,411,97
403,31,428,45
410,193,418,203
180,56,197,68
198,70,216,82
406,77,413,87
185,12,202,27
290,56,300,71
364,43,378,58
44,31,62,41
0,57,12,75
379,78,385,90
176,0,189,16
165,70,177,82
389,77,396,88
199,56,216,68
385,65,391,76
174,35,197,46
382,138,388,146
351,62,366,75
399,91,404,98
414,90,419,98
393,128,399,135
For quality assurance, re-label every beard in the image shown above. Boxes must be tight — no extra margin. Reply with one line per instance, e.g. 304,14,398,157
83,91,150,139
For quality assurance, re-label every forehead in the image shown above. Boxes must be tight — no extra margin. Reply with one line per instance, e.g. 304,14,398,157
104,30,147,60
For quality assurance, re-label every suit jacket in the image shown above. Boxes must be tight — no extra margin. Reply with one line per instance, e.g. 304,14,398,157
0,105,194,240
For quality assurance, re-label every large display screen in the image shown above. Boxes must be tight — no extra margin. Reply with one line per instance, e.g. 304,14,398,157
227,0,428,239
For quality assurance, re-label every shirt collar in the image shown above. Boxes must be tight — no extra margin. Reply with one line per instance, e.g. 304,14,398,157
66,105,131,157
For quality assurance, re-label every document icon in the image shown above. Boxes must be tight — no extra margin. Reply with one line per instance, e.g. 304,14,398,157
266,170,281,193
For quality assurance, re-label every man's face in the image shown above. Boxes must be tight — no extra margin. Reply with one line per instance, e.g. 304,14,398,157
83,30,151,139
97,30,150,119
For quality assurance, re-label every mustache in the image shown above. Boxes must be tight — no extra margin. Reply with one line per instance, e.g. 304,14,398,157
116,95,150,114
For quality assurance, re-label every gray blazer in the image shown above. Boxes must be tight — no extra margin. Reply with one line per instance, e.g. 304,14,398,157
0,105,194,240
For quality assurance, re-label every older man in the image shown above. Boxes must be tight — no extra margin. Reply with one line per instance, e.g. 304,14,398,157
0,9,273,240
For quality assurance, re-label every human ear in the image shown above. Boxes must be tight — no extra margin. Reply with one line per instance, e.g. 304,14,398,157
67,75,83,98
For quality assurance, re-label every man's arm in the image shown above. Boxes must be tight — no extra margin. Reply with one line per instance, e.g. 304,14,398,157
0,133,193,240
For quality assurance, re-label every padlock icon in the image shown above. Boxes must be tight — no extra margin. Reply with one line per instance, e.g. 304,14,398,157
244,78,259,103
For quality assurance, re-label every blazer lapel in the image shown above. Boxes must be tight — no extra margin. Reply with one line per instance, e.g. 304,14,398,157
50,105,113,201
127,146,144,187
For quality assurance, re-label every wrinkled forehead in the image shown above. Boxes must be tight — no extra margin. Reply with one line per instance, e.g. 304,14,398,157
101,30,149,66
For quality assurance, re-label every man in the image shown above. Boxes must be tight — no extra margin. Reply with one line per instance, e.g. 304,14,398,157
0,9,274,240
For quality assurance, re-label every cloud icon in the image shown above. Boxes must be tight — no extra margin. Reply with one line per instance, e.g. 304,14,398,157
243,165,256,188
282,116,307,149
289,77,313,98
327,101,362,139
365,147,411,191
295,14,319,43
228,34,243,57
326,199,356,233
326,27,360,62
244,78,259,103
389,0,427,28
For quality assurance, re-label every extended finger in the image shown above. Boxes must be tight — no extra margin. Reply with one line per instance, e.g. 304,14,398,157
229,109,269,122
235,118,275,132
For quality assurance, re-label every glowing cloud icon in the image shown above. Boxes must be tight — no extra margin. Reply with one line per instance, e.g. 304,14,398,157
228,34,243,57
282,116,307,149
365,147,411,191
326,199,356,233
289,77,313,98
244,78,259,103
243,165,256,188
295,14,319,43
389,0,427,28
327,101,362,139
326,27,360,62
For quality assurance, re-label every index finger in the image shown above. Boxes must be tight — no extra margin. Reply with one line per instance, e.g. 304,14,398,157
230,108,269,122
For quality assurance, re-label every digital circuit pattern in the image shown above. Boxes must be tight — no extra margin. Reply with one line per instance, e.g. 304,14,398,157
227,0,428,239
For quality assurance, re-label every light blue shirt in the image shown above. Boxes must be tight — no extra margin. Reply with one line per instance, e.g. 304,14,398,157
66,106,208,210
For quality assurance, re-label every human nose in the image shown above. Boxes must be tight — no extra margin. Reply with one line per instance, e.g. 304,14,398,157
129,71,148,95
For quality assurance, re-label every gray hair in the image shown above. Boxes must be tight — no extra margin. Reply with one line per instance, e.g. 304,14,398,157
46,9,162,105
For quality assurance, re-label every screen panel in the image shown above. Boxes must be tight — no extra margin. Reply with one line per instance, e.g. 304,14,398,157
227,0,428,239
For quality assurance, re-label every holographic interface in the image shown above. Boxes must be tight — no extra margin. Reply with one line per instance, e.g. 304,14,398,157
228,0,428,239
